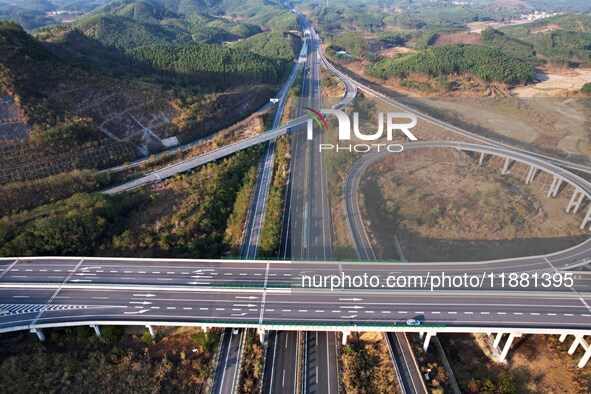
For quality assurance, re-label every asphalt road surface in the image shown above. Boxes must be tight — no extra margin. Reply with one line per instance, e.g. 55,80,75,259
212,328,243,394
263,331,299,394
1,285,590,334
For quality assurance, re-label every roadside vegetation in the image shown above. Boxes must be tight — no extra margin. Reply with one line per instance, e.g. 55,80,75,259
406,334,453,394
0,169,112,216
225,165,259,256
339,332,401,394
0,147,263,258
257,136,291,258
0,326,221,393
439,333,591,393
238,329,265,393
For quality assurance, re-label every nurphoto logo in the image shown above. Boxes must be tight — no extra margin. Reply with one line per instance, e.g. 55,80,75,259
305,107,418,152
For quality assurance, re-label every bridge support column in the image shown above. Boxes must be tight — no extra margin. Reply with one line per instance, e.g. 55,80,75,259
579,345,591,368
423,332,435,352
547,177,556,198
566,335,591,368
202,326,208,333
342,332,350,345
574,192,586,213
146,325,155,339
419,331,425,340
479,152,486,165
553,179,563,197
547,176,563,197
567,189,581,213
493,332,504,349
559,333,568,342
581,207,591,230
258,329,265,344
568,335,588,355
30,328,45,342
502,158,511,174
499,333,521,363
525,166,537,184
90,325,101,337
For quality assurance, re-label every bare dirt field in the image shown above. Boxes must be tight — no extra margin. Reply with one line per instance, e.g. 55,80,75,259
467,19,530,34
432,32,481,46
418,96,591,163
360,148,588,261
512,68,591,97
376,46,416,57
440,333,591,393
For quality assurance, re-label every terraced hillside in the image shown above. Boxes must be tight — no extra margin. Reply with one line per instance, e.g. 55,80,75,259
0,0,300,186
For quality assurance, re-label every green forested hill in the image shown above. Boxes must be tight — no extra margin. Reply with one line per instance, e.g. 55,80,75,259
87,0,298,35
38,0,300,87
69,0,296,49
94,0,175,22
0,20,52,64
366,44,535,84
500,14,591,64
128,43,284,85
73,11,263,47
231,31,300,63
0,21,68,123
74,13,194,48
480,28,537,63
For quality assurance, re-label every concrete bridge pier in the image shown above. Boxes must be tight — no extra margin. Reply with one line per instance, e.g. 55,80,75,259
342,331,350,345
146,325,155,339
553,179,563,196
579,345,591,368
423,331,436,352
525,166,538,184
492,332,505,349
90,325,101,337
202,326,208,333
479,152,487,165
258,329,265,344
499,333,521,363
568,335,588,355
567,189,582,213
573,192,586,213
581,207,591,230
559,333,568,342
501,158,511,174
547,176,563,197
30,328,45,341
566,335,591,368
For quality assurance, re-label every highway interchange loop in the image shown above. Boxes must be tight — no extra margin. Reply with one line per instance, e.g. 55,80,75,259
1,11,591,341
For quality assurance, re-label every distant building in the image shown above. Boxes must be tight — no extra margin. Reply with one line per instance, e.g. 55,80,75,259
520,11,563,21
161,136,180,148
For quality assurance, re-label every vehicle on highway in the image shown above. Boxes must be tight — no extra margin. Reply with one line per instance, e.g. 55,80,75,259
406,319,421,326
